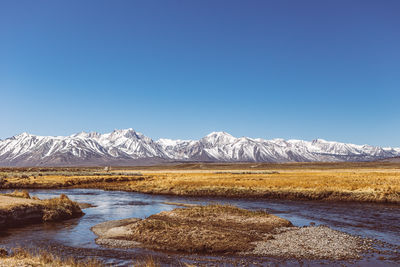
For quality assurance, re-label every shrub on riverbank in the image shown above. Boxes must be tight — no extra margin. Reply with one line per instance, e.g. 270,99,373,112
41,194,83,221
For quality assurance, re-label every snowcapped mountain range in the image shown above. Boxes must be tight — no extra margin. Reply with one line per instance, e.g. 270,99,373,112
0,128,399,166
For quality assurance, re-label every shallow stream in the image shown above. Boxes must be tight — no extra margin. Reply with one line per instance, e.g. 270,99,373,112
0,189,399,266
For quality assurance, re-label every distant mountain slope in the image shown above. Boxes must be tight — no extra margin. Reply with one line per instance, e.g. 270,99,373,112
378,156,400,163
0,129,399,166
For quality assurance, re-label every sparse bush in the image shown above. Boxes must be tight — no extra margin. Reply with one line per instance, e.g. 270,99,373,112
41,194,83,221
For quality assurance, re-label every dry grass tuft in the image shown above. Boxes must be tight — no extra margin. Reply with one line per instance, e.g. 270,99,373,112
132,256,160,267
6,190,31,199
0,193,84,229
41,195,83,221
7,247,104,267
125,204,291,253
2,247,163,267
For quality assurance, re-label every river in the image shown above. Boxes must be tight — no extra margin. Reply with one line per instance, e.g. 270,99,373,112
0,189,399,266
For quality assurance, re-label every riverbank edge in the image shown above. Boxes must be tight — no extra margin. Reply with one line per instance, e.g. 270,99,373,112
1,182,399,204
0,194,84,231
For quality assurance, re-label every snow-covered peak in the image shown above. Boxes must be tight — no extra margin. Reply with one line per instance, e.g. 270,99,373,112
157,138,192,147
0,129,399,166
272,138,286,142
72,131,100,139
311,138,328,144
202,131,236,146
12,132,32,139
99,128,148,143
110,128,138,138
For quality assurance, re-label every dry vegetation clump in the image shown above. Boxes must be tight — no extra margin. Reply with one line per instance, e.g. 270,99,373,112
5,190,31,199
41,194,83,221
93,205,292,254
0,192,84,229
131,256,160,267
161,204,292,232
0,247,162,267
0,248,104,267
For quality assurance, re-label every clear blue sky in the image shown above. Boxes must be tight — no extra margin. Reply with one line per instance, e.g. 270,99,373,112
1,1,399,147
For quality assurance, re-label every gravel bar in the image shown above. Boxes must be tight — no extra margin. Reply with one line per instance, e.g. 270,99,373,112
249,225,372,260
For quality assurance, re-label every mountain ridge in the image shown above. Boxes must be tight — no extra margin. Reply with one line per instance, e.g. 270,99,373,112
0,129,399,166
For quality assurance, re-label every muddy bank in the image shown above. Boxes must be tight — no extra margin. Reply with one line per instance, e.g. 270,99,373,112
91,204,370,260
0,192,83,230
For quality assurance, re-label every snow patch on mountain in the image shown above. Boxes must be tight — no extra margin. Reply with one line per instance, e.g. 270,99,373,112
0,129,399,166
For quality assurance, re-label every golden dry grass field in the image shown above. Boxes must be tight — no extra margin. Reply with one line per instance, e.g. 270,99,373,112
0,162,399,203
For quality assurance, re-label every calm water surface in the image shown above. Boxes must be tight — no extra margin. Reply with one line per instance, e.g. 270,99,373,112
0,189,399,266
